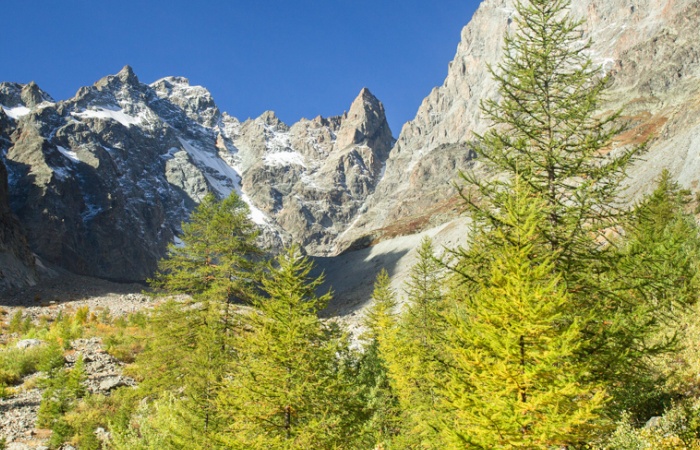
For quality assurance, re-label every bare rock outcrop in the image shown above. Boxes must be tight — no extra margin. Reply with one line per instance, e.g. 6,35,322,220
337,0,700,250
0,66,393,281
0,110,37,291
234,88,393,255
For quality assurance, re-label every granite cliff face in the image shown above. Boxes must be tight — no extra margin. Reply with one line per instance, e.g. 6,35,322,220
0,68,392,281
337,0,700,249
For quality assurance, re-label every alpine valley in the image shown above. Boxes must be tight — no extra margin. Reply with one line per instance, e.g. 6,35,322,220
1,0,699,309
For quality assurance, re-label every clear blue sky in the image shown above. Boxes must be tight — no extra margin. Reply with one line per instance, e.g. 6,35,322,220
0,1,482,136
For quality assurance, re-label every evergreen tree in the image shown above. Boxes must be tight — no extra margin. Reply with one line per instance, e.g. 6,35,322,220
603,170,700,416
158,303,229,449
441,182,608,448
151,192,262,305
463,0,638,262
386,240,450,447
217,246,363,449
625,169,699,313
129,192,263,448
404,237,446,349
364,269,397,341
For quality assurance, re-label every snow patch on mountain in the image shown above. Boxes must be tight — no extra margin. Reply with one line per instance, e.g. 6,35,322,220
177,137,269,225
72,106,145,127
56,146,80,164
264,151,306,168
1,105,30,120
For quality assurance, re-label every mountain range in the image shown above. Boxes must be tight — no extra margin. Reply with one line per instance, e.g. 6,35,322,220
1,0,699,299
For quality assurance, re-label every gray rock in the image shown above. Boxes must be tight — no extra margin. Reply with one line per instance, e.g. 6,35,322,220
3,0,700,287
99,376,129,392
0,143,37,291
15,339,43,349
644,416,662,429
0,68,394,283
338,0,700,251
6,443,31,450
238,88,393,256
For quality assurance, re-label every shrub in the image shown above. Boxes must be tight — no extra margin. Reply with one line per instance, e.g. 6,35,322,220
75,306,90,325
601,401,700,449
0,343,64,386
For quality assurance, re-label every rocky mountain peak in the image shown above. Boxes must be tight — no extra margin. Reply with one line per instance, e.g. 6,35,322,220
150,76,220,127
116,64,139,84
335,88,393,153
337,0,700,253
20,82,53,107
93,65,141,93
0,82,24,108
258,110,284,128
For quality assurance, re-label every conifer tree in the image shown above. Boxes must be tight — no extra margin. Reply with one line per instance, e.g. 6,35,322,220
404,237,446,349
383,239,450,447
358,270,403,447
151,192,262,305
624,169,700,312
131,192,263,448
451,0,680,420
441,182,607,448
603,170,700,416
463,0,638,261
217,246,363,449
364,269,397,341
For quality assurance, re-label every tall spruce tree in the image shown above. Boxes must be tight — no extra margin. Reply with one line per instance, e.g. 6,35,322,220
151,192,262,304
387,239,450,447
216,246,364,449
463,0,638,262
603,170,700,416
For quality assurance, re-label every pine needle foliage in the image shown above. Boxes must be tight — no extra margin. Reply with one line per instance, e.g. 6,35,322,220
133,192,264,448
449,0,682,424
151,192,262,304
217,245,363,449
441,182,608,448
357,269,403,447
461,0,640,270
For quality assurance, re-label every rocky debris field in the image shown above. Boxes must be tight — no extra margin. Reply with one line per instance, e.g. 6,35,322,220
0,337,136,449
1,272,153,321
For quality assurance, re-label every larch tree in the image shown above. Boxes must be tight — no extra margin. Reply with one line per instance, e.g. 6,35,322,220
450,0,681,420
216,245,364,449
441,182,608,448
389,238,450,448
357,269,403,448
604,170,700,417
130,192,264,448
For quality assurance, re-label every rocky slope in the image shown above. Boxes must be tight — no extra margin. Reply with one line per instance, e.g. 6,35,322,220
337,0,700,249
0,101,37,290
0,69,392,282
0,154,37,291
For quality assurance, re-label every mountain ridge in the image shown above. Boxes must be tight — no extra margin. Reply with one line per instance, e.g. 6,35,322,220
0,66,392,284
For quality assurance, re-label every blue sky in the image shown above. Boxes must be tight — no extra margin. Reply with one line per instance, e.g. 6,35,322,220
1,1,482,136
